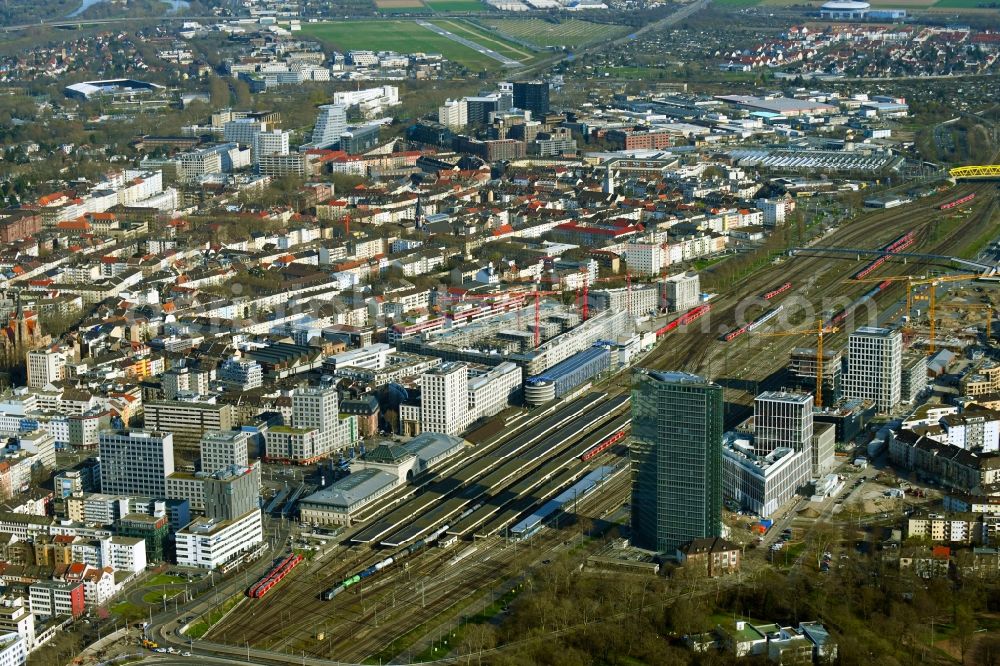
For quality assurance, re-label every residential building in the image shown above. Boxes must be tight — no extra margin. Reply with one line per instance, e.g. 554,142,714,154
845,326,902,413
675,537,741,577
0,598,35,652
631,370,723,553
438,99,468,129
26,349,66,388
98,430,174,498
28,581,84,620
420,362,469,436
624,243,666,277
0,632,26,666
253,129,290,159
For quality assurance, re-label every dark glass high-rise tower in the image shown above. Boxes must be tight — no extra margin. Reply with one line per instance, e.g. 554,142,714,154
630,369,723,554
512,81,550,116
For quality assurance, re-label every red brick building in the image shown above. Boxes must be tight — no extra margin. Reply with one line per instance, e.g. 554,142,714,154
0,210,41,243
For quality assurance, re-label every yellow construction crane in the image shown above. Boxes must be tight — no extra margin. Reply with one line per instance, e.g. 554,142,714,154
757,319,838,408
935,302,993,343
849,273,986,353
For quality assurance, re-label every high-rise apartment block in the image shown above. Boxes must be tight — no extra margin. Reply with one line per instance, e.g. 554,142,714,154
420,362,469,436
98,430,174,498
253,129,290,159
26,348,66,388
630,370,723,553
845,326,902,413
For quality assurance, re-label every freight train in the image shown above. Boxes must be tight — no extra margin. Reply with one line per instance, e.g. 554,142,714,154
655,303,712,337
940,193,975,210
852,231,915,280
826,279,893,327
247,553,303,599
320,525,450,600
761,282,792,300
720,305,785,342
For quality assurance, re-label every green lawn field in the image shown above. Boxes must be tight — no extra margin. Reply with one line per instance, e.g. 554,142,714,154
711,0,764,6
300,20,500,69
425,0,486,10
931,0,1000,8
430,18,535,59
479,18,629,48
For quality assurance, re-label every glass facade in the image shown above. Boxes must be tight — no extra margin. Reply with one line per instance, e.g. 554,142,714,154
630,370,723,553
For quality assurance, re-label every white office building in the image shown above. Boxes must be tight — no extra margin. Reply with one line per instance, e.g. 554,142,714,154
467,362,522,424
310,105,348,148
624,243,666,277
26,350,66,389
253,130,290,159
722,435,812,517
420,362,469,436
175,509,263,570
200,430,250,473
98,430,174,498
292,385,339,432
100,536,147,574
660,272,700,312
438,98,468,129
0,632,26,666
754,391,814,455
845,326,902,413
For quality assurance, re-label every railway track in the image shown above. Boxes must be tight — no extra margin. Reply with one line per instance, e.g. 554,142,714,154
212,450,629,662
643,183,998,419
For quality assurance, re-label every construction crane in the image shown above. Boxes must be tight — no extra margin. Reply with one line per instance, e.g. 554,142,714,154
935,302,993,344
756,319,838,408
850,272,985,353
528,289,561,348
577,272,632,321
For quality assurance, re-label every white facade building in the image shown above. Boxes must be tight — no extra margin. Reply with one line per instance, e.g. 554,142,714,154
467,362,522,424
310,105,347,147
0,632,26,666
845,326,902,413
754,391,814,456
660,272,700,312
175,509,263,569
97,430,174,498
624,243,666,276
26,350,66,389
438,99,468,129
200,430,250,473
420,362,469,436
